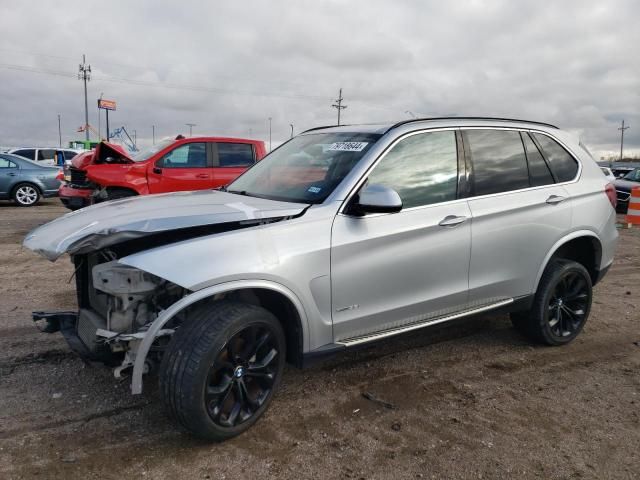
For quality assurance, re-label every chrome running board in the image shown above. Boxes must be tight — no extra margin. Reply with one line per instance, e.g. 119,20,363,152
335,298,514,347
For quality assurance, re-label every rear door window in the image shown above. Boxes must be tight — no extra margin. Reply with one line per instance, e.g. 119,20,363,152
464,130,529,196
0,158,18,168
38,149,56,161
522,133,554,186
366,130,458,208
531,133,579,182
217,143,255,167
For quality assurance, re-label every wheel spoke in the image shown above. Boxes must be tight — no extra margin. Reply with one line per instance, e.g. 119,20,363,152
206,374,233,396
248,348,278,371
248,330,272,362
222,399,242,427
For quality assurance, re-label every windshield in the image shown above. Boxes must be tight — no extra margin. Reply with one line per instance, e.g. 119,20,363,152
131,138,174,162
227,132,381,203
623,168,640,182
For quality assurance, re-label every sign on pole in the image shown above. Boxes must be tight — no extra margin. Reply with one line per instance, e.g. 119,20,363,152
98,99,117,111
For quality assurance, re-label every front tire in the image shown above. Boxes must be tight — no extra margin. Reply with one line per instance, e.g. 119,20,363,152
159,301,286,441
511,260,592,345
13,183,41,206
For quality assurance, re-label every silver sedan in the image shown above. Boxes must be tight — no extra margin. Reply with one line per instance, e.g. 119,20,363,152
0,153,62,206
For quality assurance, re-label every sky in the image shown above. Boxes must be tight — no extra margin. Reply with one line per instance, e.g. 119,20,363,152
0,0,638,159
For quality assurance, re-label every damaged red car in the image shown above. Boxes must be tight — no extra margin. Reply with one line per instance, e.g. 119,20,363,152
59,136,266,210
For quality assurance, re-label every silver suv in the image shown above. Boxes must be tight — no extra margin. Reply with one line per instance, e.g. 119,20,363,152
25,117,618,441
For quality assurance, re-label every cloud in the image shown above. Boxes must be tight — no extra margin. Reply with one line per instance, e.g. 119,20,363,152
0,0,637,159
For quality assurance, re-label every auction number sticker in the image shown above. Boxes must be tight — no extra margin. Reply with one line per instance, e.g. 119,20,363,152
327,142,368,152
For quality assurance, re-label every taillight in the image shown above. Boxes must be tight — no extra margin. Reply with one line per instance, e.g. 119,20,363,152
56,169,64,181
605,182,617,209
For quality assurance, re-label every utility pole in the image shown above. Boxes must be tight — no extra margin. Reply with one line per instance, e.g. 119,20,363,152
152,125,155,145
290,123,294,138
106,109,110,141
618,120,630,162
186,123,196,137
268,117,272,152
57,114,62,147
78,55,91,141
98,92,103,140
331,88,347,126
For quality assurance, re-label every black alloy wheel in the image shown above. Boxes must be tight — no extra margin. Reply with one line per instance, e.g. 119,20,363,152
160,301,286,441
511,260,592,346
204,324,280,428
546,270,590,339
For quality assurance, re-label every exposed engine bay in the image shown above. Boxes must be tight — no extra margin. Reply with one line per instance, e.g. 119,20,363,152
45,250,188,378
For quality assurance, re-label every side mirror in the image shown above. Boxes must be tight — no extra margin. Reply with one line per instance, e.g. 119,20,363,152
350,183,402,215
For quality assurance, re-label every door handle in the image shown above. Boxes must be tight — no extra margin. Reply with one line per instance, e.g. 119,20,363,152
195,173,208,179
153,167,162,175
438,215,468,227
7,172,16,176
546,195,566,205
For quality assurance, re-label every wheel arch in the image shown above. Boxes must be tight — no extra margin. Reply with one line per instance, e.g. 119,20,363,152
535,231,603,291
11,180,43,196
105,185,140,196
130,279,309,394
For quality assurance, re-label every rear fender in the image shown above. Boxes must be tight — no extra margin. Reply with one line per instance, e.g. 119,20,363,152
533,230,601,292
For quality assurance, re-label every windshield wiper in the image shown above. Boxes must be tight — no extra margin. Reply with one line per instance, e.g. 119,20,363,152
227,189,249,196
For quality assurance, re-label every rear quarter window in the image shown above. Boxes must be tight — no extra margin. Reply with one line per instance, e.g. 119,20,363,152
531,133,579,182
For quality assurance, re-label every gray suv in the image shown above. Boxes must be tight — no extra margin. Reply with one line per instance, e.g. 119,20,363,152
24,117,618,440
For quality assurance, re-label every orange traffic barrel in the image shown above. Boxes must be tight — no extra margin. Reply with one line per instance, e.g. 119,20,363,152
627,186,640,228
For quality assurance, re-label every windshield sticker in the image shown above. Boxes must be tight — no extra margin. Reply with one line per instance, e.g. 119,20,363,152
307,186,322,194
327,142,368,152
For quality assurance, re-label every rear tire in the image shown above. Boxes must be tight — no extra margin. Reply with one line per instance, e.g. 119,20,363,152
12,183,41,207
159,301,286,441
511,260,592,345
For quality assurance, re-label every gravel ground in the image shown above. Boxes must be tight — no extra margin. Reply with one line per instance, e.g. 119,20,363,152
0,199,638,479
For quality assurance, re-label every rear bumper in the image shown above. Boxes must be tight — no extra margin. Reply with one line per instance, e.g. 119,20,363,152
59,184,93,209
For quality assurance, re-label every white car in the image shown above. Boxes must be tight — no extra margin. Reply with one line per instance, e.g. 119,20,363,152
600,166,616,182
8,147,84,166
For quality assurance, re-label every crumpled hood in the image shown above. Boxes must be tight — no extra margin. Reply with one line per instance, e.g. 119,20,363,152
23,189,308,261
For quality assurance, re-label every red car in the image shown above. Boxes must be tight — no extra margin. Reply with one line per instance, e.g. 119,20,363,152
59,136,266,210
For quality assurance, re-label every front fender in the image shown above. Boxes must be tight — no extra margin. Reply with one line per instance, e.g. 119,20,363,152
130,279,309,394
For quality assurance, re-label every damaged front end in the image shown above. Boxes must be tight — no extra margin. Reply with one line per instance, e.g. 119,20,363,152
34,254,187,378
24,189,308,385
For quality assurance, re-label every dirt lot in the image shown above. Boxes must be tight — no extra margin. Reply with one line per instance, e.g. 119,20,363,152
0,199,638,479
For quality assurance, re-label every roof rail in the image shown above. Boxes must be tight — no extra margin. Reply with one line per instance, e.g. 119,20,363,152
386,117,559,133
300,124,343,134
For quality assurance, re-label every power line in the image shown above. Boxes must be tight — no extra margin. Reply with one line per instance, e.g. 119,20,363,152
331,88,347,126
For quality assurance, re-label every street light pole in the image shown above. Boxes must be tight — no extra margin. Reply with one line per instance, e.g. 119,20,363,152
290,123,294,138
186,123,196,137
152,125,155,145
268,117,272,152
57,114,62,147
